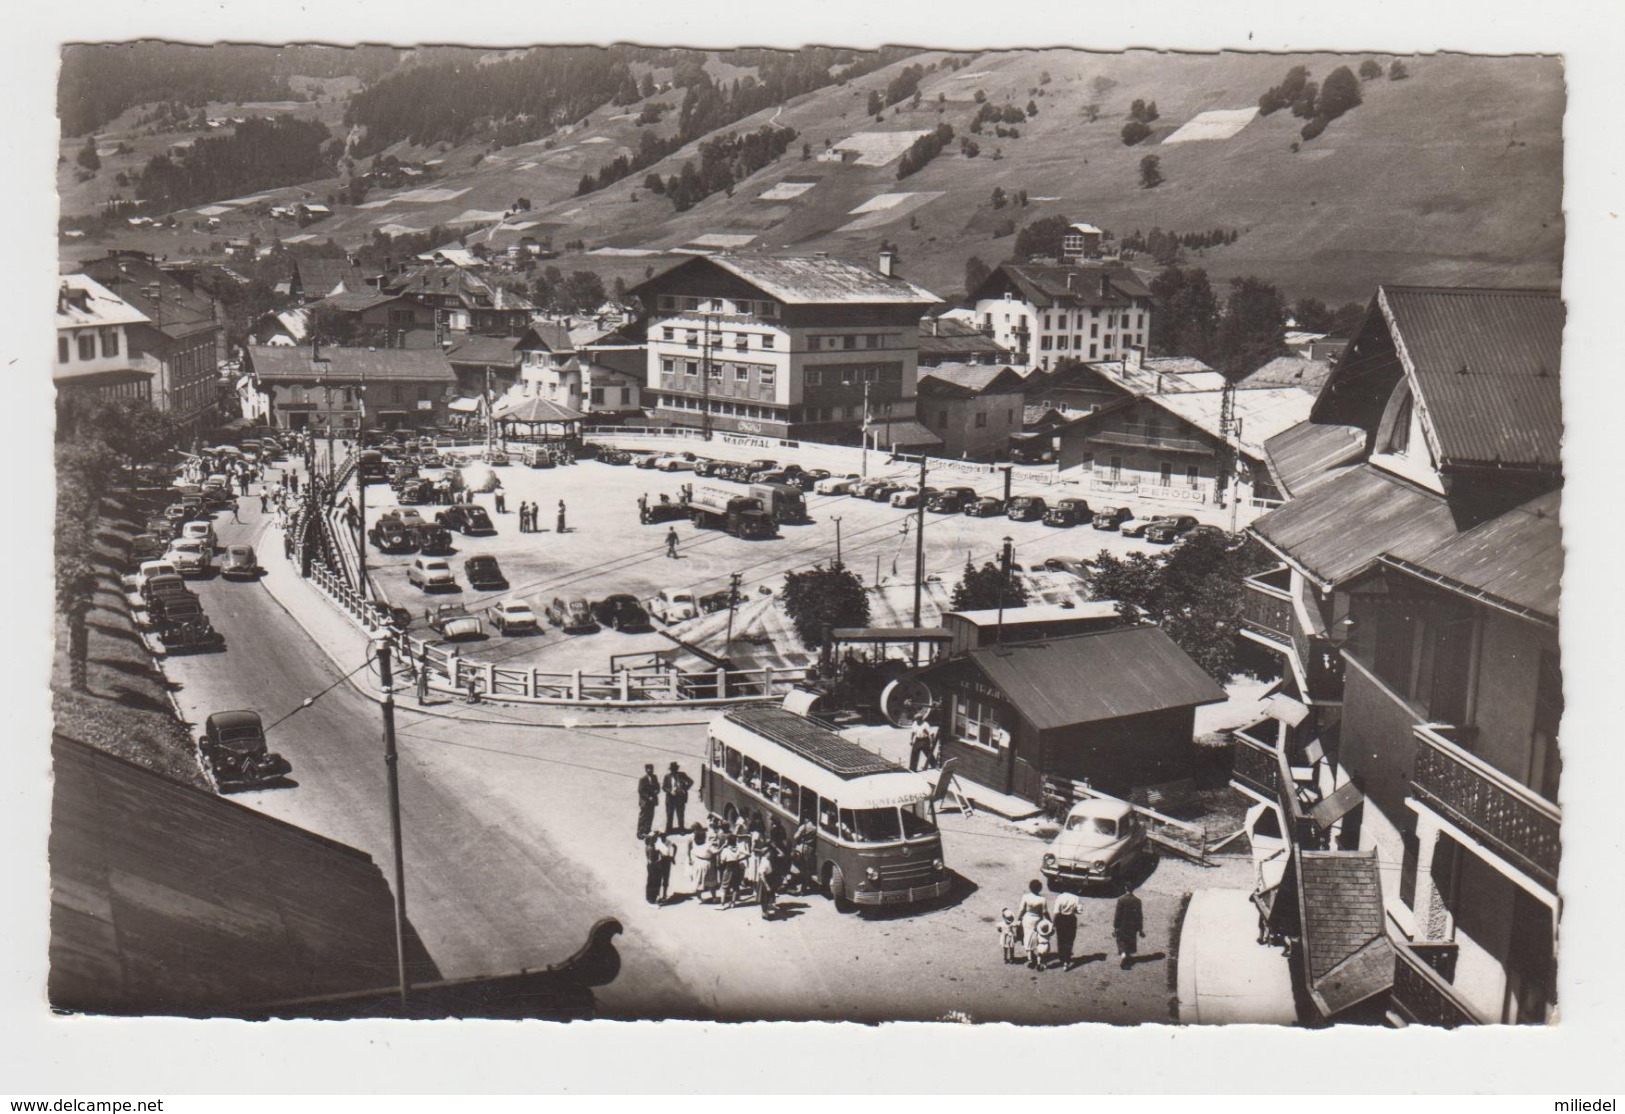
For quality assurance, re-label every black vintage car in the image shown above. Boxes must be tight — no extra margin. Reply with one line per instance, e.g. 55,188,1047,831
591,593,653,632
641,500,690,524
414,524,456,555
964,496,1007,518
1007,495,1049,522
436,505,496,536
199,710,292,793
1043,498,1092,527
464,555,509,591
1091,506,1134,531
601,450,633,465
1144,515,1200,544
369,522,418,554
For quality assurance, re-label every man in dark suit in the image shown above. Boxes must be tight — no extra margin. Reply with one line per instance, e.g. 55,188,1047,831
663,761,693,833
1114,883,1145,968
636,763,660,839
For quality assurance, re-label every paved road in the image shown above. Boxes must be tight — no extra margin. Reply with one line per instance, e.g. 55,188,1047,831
156,469,1253,1022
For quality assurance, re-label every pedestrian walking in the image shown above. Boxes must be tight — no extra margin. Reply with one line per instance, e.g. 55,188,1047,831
663,762,693,832
754,839,778,920
999,910,1019,964
636,763,660,840
556,499,567,534
494,488,507,514
644,834,669,906
690,824,717,904
1114,884,1145,968
229,497,241,523
638,494,649,523
665,526,680,559
416,656,430,705
1017,880,1049,962
908,713,934,772
1052,890,1080,970
1030,918,1055,971
259,491,269,513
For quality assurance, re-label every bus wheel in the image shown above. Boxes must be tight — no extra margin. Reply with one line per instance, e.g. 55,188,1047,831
824,862,853,913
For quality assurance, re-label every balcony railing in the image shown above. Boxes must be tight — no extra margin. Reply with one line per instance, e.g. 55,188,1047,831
1085,429,1217,455
1231,724,1282,800
1390,937,1486,1028
1241,569,1294,644
1240,567,1345,702
1412,724,1560,892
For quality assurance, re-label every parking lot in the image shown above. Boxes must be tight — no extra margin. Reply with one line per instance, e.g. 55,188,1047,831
361,447,1202,673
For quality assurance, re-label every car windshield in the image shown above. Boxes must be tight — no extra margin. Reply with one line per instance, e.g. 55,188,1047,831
672,594,694,604
899,799,937,839
839,806,903,844
1066,814,1120,841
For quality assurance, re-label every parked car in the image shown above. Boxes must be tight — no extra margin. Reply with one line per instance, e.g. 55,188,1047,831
642,499,691,524
1091,506,1134,531
437,505,496,536
859,478,903,501
546,596,598,633
130,559,179,596
407,557,458,591
1043,498,1092,527
464,555,509,591
654,455,697,472
380,508,427,531
647,588,698,624
166,539,214,578
140,571,190,609
491,598,540,635
632,452,662,470
815,473,862,495
592,593,653,632
1144,515,1200,544
1119,515,1159,538
396,478,435,505
367,601,413,632
964,496,1007,518
481,449,510,467
697,589,735,614
1183,524,1243,549
890,485,939,509
128,533,170,565
413,524,456,555
369,522,418,554
1041,798,1150,890
1042,556,1089,579
198,710,291,793
601,449,633,466
180,519,218,550
427,602,483,640
1006,495,1049,522
220,544,260,580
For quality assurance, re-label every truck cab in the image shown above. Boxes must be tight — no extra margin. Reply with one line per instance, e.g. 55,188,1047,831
749,483,808,524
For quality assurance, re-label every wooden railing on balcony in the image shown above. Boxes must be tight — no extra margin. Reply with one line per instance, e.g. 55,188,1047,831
1390,938,1485,1028
1231,722,1282,800
1412,724,1561,892
1241,573,1293,644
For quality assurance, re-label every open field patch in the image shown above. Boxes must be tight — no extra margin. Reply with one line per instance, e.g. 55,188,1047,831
1162,107,1259,144
834,130,932,167
394,186,471,204
758,181,818,201
840,190,945,231
685,232,758,248
449,209,507,225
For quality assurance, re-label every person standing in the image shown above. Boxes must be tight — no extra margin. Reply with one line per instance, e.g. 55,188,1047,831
791,816,818,895
690,824,717,904
636,763,660,840
644,834,668,906
638,494,649,524
494,487,507,514
754,838,778,920
1017,880,1049,964
1029,917,1055,971
999,910,1019,964
663,762,692,832
556,499,567,534
665,526,680,559
259,490,269,514
1114,883,1145,968
1052,890,1080,970
908,714,934,772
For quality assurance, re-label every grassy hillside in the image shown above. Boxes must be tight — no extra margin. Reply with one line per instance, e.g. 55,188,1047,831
61,49,1563,306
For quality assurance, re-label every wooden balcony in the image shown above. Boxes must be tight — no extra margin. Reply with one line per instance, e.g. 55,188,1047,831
1230,720,1283,801
1240,567,1344,702
1241,567,1293,645
1412,724,1560,893
1390,936,1486,1028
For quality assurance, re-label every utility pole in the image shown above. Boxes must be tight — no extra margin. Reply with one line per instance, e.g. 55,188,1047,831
860,380,871,478
356,461,367,598
912,452,927,665
832,515,843,567
484,366,495,457
723,571,743,651
995,536,1013,648
373,635,409,1008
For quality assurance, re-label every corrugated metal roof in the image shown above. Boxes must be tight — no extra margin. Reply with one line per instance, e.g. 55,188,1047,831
48,737,437,1015
1263,420,1367,497
724,706,900,778
1250,464,1461,588
965,626,1225,732
675,254,941,306
248,344,456,383
1296,850,1394,1016
1381,286,1564,470
1381,489,1562,623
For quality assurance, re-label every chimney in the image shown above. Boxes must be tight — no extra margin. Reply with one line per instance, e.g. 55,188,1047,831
57,281,70,315
1066,272,1076,291
878,249,895,278
1127,346,1144,374
311,335,322,363
1100,274,1111,299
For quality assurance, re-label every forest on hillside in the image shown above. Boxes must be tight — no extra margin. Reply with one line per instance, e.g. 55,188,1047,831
134,117,334,211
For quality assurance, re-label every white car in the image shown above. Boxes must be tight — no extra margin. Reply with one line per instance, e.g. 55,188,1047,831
1040,798,1150,889
491,598,540,634
815,473,862,495
647,588,698,624
130,559,178,594
1118,516,1159,539
889,485,939,509
180,520,217,551
407,557,457,591
165,539,213,577
654,455,697,472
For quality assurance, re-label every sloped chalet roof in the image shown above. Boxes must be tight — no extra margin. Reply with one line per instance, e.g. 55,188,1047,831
917,363,1027,397
295,258,368,299
970,261,1152,310
1240,355,1335,396
519,323,575,353
56,274,149,329
1296,850,1395,1017
631,253,941,306
1262,420,1367,497
445,333,524,367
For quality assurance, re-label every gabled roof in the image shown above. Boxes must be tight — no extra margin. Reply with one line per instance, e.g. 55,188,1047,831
918,316,1012,360
295,258,367,299
48,737,438,1015
1262,419,1367,497
633,253,941,306
519,323,575,353
1240,355,1334,396
1296,850,1395,1017
313,289,405,313
445,334,524,367
56,274,149,329
77,256,217,337
248,344,456,383
1145,386,1317,459
917,363,1027,397
492,395,584,423
964,626,1225,732
971,261,1152,309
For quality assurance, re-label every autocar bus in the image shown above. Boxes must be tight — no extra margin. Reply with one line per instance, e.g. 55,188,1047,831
702,705,952,910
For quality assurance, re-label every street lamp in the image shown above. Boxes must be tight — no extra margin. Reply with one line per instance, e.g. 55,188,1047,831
832,515,843,567
371,632,410,1007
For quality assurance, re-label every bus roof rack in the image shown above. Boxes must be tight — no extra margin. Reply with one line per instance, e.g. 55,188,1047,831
724,705,899,779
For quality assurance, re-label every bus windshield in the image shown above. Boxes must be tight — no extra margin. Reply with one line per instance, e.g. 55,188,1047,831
837,802,937,844
900,799,937,839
